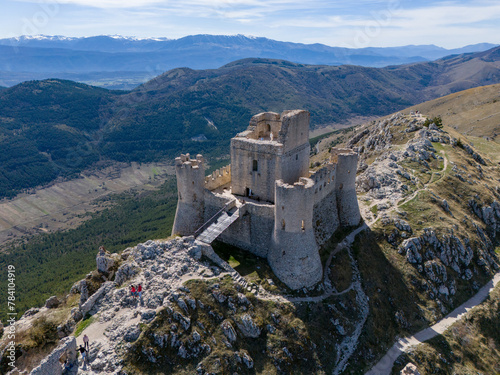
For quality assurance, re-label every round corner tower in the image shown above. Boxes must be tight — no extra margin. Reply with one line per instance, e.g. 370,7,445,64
332,149,361,227
269,177,323,289
172,153,206,236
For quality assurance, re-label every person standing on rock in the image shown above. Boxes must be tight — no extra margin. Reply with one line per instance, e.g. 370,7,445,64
131,285,136,297
78,345,88,365
83,334,90,351
137,284,143,299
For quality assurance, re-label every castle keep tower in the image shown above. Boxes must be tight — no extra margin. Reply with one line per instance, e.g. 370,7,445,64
172,110,361,290
230,110,310,203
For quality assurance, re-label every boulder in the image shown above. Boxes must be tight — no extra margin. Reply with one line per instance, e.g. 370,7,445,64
70,279,86,294
45,296,60,309
22,307,40,319
141,310,156,322
401,238,422,264
400,362,421,375
188,244,202,260
96,248,115,274
236,314,261,338
221,320,237,343
123,324,141,342
114,262,138,285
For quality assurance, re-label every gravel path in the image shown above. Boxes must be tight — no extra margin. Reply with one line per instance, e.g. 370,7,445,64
365,271,500,375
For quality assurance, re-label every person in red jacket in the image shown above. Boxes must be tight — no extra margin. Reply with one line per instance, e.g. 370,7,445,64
131,285,136,297
137,284,143,299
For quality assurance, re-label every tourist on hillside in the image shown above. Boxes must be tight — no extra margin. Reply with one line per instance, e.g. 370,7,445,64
78,345,88,364
83,334,90,351
131,285,137,297
62,359,74,374
137,284,143,299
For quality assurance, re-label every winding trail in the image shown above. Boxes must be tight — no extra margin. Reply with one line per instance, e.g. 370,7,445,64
365,271,500,375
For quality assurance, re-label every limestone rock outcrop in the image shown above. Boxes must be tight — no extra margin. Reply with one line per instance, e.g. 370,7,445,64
96,247,118,274
236,314,261,338
44,296,59,309
400,362,421,375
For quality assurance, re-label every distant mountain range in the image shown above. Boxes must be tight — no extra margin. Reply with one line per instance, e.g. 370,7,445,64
1,45,499,198
0,34,497,89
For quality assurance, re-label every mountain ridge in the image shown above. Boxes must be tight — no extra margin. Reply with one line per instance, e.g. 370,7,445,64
0,34,497,89
1,46,500,199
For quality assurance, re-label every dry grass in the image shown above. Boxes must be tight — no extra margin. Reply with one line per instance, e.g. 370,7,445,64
406,83,500,140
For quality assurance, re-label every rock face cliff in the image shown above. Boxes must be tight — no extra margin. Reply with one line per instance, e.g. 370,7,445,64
9,234,368,375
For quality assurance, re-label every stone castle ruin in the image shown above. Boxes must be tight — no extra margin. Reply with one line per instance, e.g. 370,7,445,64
172,110,360,289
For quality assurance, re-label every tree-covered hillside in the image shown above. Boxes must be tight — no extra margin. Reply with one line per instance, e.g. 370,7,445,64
1,47,500,199
0,80,123,198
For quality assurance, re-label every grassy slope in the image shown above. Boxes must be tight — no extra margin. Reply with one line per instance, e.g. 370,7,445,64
335,113,499,372
406,83,500,143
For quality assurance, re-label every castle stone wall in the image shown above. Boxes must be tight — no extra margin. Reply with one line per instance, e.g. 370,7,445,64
248,112,281,140
218,202,274,258
230,138,282,203
280,142,310,185
313,190,339,246
205,164,231,191
172,154,206,236
311,163,337,202
29,336,77,375
203,191,234,219
278,110,310,153
269,177,322,289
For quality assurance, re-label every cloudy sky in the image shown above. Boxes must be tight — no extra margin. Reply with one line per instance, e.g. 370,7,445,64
2,0,500,48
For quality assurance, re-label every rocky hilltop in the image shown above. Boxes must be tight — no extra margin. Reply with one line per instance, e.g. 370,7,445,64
353,113,498,302
1,110,499,375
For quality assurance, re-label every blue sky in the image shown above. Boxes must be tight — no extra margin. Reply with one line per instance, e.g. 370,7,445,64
1,0,500,48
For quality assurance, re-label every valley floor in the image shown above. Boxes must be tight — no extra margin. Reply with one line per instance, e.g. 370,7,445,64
0,162,173,248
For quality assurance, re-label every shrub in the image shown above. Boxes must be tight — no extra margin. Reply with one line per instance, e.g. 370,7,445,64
423,116,443,128
29,317,58,347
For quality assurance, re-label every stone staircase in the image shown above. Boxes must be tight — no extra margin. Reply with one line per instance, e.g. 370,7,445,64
195,207,240,244
229,270,260,294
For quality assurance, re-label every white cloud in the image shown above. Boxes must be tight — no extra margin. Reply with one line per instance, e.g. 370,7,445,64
11,0,314,10
5,0,500,47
